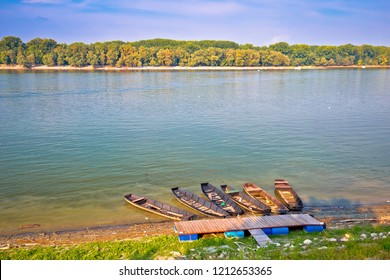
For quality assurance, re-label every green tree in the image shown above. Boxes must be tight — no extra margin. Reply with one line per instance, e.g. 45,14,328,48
89,42,107,66
315,46,337,61
269,42,290,55
314,57,329,66
240,43,254,50
26,54,35,66
184,42,200,54
67,42,88,67
139,46,159,66
337,44,358,64
42,52,56,66
0,36,23,64
53,44,67,66
26,38,57,65
86,51,98,67
16,46,30,67
290,44,314,66
197,40,239,49
359,45,378,64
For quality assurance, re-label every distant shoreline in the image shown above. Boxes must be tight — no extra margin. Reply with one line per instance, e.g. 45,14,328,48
1,65,390,71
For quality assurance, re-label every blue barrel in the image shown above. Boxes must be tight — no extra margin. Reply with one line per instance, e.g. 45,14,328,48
304,225,325,233
178,234,198,242
262,228,272,235
271,227,289,235
224,230,245,238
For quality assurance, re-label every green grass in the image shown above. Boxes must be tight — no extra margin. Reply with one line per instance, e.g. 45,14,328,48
1,224,389,260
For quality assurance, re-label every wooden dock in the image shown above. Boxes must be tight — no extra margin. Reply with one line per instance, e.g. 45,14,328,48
248,229,273,247
174,214,324,235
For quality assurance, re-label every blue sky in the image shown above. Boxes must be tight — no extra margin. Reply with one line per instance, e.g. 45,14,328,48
0,0,389,45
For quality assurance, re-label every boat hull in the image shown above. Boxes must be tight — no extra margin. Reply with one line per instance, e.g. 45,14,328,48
220,184,271,214
201,183,244,215
243,183,289,214
274,179,303,211
124,193,197,221
172,187,231,218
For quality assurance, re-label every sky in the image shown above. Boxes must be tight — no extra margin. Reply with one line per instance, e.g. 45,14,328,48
0,0,389,46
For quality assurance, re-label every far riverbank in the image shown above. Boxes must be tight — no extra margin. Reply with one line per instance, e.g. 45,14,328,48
1,65,390,71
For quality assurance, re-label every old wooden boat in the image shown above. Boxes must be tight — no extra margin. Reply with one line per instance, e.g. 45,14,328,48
243,183,289,214
124,193,197,221
274,179,303,211
171,187,230,218
220,184,271,214
201,183,244,215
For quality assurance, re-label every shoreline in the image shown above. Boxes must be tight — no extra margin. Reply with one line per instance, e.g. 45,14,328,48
1,65,390,72
1,203,388,248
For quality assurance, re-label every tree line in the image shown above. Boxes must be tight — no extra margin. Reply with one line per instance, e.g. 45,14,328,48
0,36,389,68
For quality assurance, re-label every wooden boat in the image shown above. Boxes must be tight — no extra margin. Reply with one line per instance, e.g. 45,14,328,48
274,179,303,211
171,187,231,218
243,183,289,214
220,184,271,214
124,193,197,221
201,183,244,216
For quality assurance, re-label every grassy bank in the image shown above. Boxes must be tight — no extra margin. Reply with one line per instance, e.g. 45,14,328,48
1,224,389,260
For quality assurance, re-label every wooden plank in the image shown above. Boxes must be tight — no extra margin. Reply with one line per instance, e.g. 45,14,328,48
132,197,146,203
174,214,324,235
249,229,273,247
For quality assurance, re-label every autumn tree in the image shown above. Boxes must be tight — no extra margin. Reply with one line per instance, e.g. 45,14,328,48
115,44,138,67
173,47,190,66
157,49,173,66
1,36,389,67
106,43,121,67
221,49,235,66
234,49,261,66
260,50,290,66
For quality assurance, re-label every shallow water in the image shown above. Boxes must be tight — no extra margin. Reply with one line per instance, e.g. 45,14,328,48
0,69,389,233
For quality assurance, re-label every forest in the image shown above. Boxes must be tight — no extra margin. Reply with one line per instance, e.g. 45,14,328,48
0,36,389,68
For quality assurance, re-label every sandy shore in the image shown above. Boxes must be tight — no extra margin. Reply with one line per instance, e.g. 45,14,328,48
0,203,388,249
1,65,390,71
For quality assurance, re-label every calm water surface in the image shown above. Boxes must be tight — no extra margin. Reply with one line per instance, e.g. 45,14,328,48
0,69,389,233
